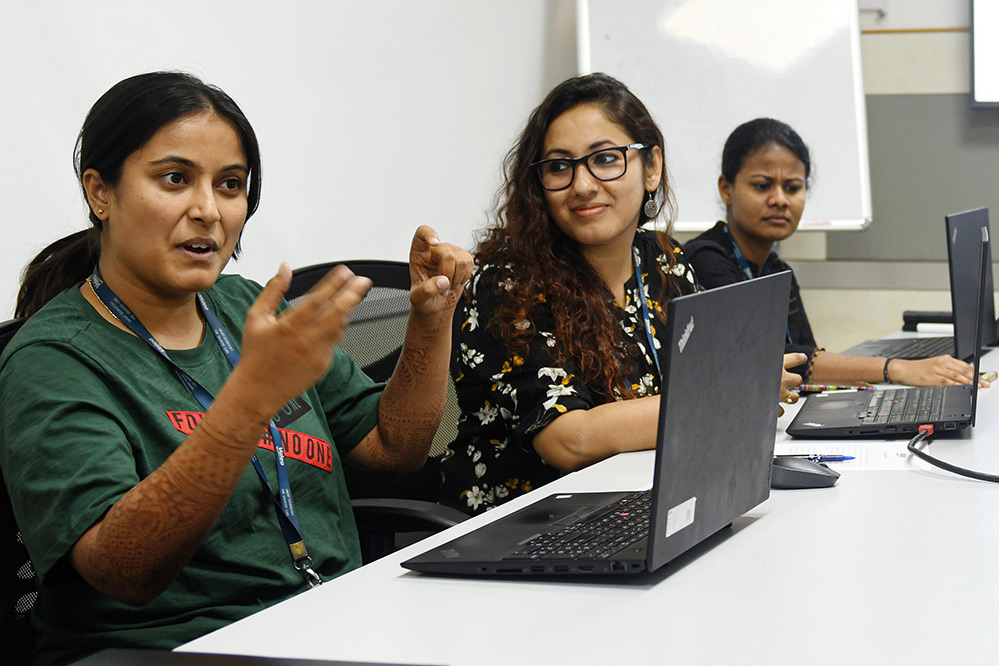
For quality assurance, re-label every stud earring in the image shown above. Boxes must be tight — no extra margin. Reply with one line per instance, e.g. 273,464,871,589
97,209,104,215
643,191,658,219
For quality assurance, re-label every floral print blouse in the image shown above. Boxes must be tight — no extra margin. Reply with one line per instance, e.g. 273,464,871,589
439,230,700,515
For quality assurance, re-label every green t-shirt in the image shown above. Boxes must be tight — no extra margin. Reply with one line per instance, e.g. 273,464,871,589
0,275,381,666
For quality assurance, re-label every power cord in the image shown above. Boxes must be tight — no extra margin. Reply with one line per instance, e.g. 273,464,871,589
907,424,999,483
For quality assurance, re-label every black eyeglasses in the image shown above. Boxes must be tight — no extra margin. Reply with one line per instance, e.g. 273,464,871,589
531,143,647,191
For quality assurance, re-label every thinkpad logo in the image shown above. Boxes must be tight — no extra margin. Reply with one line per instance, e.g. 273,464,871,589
677,316,694,353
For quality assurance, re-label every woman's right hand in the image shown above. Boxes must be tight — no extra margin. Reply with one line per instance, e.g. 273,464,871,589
237,262,372,417
70,264,372,607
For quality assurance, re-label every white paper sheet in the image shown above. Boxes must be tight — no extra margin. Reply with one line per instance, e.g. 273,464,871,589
773,441,931,471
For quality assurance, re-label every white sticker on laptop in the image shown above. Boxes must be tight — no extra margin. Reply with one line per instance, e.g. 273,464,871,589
665,497,696,538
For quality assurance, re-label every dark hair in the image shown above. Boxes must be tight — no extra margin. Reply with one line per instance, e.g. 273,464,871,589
720,117,811,185
475,72,679,400
500,72,674,234
15,71,262,319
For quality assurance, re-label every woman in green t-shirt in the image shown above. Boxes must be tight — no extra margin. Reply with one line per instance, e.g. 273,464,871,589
0,71,471,665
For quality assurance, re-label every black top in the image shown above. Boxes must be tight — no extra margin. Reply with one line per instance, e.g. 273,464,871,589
684,221,817,377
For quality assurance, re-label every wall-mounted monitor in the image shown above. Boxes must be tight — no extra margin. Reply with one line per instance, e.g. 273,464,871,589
973,0,999,107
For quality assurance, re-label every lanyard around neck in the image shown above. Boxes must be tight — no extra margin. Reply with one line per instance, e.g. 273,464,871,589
88,268,322,588
723,223,766,281
631,247,662,383
721,225,792,345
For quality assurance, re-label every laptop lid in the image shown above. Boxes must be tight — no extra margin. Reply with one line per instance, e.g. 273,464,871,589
402,271,791,576
946,207,998,359
645,270,790,571
969,226,989,426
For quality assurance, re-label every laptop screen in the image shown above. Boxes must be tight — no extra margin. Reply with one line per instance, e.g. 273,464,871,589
970,226,989,426
946,207,998,360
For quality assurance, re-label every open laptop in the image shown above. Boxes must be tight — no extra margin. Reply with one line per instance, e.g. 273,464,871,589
842,207,998,361
403,271,791,577
788,227,989,439
947,207,999,358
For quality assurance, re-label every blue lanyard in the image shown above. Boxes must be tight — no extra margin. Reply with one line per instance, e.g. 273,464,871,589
631,247,662,384
723,224,765,281
722,225,792,345
88,269,322,587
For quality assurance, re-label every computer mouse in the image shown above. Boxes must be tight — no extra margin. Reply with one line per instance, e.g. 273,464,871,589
770,457,840,490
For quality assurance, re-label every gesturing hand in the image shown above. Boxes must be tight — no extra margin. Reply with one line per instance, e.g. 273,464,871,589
238,262,372,417
408,225,473,323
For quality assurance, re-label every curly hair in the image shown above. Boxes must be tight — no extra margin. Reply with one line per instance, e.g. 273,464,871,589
474,73,682,401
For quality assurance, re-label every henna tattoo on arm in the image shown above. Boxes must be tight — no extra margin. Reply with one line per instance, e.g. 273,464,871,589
71,394,272,606
352,319,452,473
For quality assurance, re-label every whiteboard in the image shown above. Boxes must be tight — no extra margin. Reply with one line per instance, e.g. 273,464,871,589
580,0,872,232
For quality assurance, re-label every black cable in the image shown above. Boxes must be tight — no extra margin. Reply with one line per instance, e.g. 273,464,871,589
906,424,999,483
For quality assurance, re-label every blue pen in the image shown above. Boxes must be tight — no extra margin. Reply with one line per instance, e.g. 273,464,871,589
777,454,855,463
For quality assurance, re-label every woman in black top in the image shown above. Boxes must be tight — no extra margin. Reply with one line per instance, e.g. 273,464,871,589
685,117,979,387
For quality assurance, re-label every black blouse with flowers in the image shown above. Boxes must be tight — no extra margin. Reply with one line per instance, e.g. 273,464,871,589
439,230,699,515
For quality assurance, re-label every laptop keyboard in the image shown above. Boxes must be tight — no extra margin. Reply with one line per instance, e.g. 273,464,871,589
868,336,954,359
860,387,947,425
503,491,651,561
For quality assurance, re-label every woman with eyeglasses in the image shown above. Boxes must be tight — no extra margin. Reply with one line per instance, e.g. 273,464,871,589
684,117,980,388
439,74,802,515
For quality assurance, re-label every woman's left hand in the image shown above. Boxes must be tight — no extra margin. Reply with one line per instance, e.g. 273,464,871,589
345,226,473,472
408,225,473,321
778,352,806,416
887,355,990,388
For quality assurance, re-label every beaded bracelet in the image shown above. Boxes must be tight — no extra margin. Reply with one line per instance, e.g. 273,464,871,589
804,347,824,382
883,357,893,383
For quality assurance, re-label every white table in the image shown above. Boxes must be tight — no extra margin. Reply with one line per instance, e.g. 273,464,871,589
179,350,999,666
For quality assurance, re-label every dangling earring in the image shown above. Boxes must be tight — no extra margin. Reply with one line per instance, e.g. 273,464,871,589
643,191,658,219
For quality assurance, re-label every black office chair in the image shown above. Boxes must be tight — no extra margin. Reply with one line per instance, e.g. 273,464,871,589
0,317,36,666
287,261,466,563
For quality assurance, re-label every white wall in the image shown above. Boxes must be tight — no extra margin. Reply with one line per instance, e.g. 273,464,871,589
802,0,977,352
861,0,970,96
859,0,967,31
0,1,578,315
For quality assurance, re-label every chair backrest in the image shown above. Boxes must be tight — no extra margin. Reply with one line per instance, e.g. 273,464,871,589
287,261,459,458
0,317,37,665
0,317,25,355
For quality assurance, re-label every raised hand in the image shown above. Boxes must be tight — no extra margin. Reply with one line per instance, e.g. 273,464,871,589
407,225,473,322
238,262,372,418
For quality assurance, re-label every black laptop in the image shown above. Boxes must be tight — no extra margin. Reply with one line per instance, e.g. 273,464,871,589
947,207,999,358
402,271,791,577
842,207,998,361
787,227,989,439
